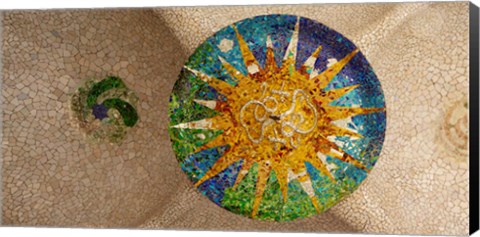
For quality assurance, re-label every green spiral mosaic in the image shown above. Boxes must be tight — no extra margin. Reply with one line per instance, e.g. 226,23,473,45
71,76,139,143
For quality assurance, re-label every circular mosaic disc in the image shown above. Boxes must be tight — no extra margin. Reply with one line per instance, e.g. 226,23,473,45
168,14,386,221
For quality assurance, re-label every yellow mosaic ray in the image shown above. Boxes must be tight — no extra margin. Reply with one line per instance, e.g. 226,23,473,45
232,25,263,75
325,106,385,121
317,135,369,172
322,124,364,139
310,49,359,90
289,161,321,213
194,151,240,187
272,160,289,203
322,84,360,103
219,56,250,82
233,158,255,189
251,161,272,218
281,17,300,71
185,66,234,95
302,45,323,75
264,36,278,73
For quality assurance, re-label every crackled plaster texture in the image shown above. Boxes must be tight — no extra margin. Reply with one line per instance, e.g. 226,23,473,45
0,2,471,235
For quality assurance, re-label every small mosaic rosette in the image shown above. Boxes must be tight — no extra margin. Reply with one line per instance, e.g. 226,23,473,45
71,76,139,144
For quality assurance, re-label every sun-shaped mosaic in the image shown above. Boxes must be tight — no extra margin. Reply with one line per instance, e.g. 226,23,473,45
169,15,386,221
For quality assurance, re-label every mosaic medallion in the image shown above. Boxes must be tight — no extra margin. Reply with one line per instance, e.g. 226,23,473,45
168,15,386,221
71,76,139,144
